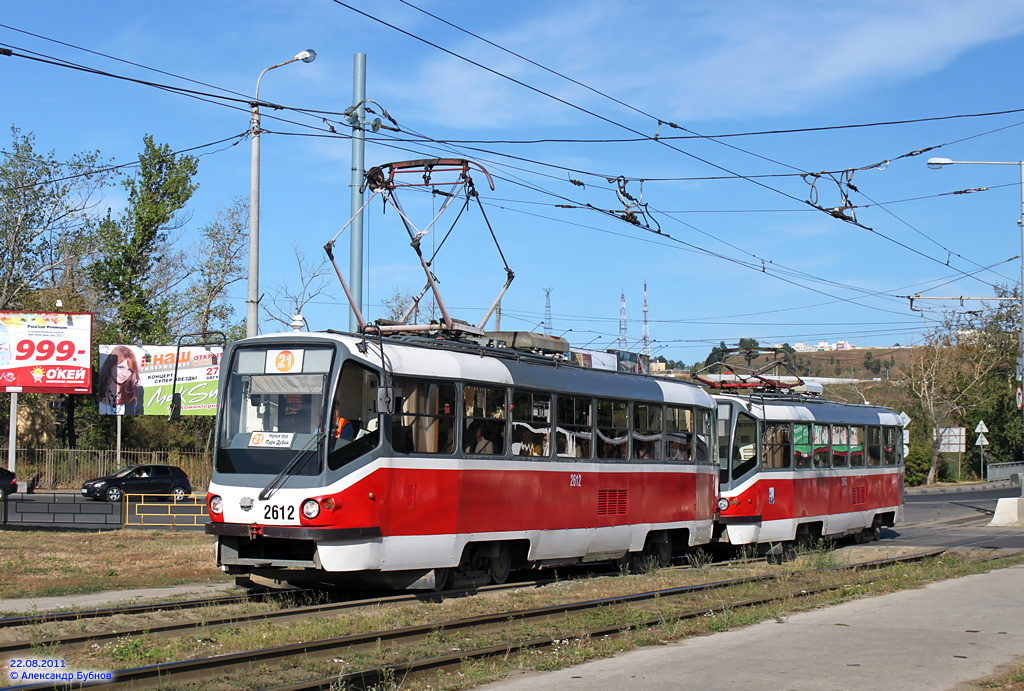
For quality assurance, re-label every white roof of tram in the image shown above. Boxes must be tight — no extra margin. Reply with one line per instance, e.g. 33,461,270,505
244,331,714,409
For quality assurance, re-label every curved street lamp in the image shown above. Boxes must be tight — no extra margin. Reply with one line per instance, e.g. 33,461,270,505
247,49,317,338
927,156,1024,473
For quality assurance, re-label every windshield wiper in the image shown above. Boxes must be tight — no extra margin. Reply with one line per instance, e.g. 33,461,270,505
258,433,323,501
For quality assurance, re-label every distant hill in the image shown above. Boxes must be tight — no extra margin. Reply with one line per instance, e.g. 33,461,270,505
706,347,912,382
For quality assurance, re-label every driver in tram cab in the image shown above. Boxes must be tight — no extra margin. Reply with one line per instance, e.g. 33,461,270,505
465,422,494,455
331,405,355,443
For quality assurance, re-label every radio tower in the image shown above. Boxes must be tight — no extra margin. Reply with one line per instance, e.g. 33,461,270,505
544,287,553,336
618,291,628,350
642,280,650,357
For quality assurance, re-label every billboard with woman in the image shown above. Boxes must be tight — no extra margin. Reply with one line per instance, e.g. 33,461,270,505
97,344,223,415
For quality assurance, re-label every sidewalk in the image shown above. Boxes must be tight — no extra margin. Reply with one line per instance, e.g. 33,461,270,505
0,582,239,615
483,565,1024,691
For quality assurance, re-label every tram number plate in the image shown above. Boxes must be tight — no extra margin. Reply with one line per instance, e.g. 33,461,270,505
569,473,582,487
264,504,295,521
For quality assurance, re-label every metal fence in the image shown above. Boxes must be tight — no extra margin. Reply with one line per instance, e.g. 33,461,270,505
987,461,1024,482
10,448,212,491
123,494,208,529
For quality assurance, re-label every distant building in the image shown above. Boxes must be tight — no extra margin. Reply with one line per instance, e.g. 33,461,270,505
792,340,857,353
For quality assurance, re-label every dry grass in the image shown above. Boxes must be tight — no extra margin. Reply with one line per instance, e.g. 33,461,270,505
956,659,1024,690
0,529,230,599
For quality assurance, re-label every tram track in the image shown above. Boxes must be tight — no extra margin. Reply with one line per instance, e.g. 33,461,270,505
7,547,975,690
260,549,1020,691
0,579,547,657
0,557,760,658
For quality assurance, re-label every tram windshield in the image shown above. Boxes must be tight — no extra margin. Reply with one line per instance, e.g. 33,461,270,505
215,346,334,475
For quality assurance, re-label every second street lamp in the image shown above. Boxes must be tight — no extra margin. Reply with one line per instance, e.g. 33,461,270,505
247,49,317,339
927,156,1024,467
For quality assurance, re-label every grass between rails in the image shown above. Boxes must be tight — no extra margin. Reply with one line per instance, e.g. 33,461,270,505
0,529,230,600
16,545,1023,690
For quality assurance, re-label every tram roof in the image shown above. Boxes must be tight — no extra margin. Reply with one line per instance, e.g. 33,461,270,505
237,331,714,409
714,392,902,426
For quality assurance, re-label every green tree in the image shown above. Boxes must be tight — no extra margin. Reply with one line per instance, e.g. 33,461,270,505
897,308,1012,484
89,135,197,344
0,126,111,310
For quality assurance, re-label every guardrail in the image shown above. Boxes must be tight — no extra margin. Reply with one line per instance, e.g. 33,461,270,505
0,492,208,529
988,462,1024,482
123,494,208,529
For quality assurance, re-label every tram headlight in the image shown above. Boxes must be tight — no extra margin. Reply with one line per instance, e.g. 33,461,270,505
717,498,730,512
209,495,223,515
302,498,321,519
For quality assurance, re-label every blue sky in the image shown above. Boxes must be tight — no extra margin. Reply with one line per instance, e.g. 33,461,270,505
4,1,1024,364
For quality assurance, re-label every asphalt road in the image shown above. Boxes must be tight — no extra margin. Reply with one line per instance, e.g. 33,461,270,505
891,484,1024,550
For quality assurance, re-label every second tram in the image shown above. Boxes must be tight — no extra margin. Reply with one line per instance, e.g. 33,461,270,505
713,387,904,550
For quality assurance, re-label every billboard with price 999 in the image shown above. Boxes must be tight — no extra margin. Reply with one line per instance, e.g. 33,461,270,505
0,312,93,393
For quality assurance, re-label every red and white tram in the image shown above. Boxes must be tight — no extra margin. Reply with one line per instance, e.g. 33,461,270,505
206,332,718,588
713,388,904,550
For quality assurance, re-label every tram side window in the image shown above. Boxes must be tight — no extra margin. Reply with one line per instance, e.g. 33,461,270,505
832,425,850,468
512,390,550,457
596,399,629,460
464,385,507,456
849,426,866,467
812,424,831,468
732,412,758,480
556,395,592,459
666,406,694,462
883,427,897,465
793,424,812,469
763,423,791,470
391,379,456,454
328,361,381,470
696,409,713,465
867,427,882,466
632,403,663,461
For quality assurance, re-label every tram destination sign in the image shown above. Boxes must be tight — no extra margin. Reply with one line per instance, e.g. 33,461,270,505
0,312,93,394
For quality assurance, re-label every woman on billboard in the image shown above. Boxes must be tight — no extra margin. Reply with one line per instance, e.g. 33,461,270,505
98,346,144,415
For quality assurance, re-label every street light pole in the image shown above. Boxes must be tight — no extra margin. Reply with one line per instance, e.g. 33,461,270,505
927,157,1024,469
247,49,317,339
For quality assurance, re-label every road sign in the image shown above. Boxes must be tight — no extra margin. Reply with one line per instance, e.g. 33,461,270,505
936,427,965,453
903,444,910,457
975,420,989,434
898,411,911,428
976,433,989,447
1017,385,1023,411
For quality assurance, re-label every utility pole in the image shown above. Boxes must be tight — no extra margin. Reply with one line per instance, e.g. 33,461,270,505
348,53,367,332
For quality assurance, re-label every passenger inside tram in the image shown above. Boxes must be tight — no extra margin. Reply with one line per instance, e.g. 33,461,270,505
464,422,495,455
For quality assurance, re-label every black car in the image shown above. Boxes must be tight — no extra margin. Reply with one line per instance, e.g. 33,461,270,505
81,464,192,502
0,467,16,496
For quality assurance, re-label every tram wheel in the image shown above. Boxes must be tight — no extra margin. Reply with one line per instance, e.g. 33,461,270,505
431,567,451,592
852,530,867,545
487,543,512,585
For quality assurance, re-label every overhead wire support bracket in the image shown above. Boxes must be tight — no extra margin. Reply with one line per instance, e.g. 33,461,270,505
899,293,1006,312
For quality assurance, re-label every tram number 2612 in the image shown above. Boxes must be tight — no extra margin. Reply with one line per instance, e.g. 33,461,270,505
264,504,295,521
569,473,582,487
